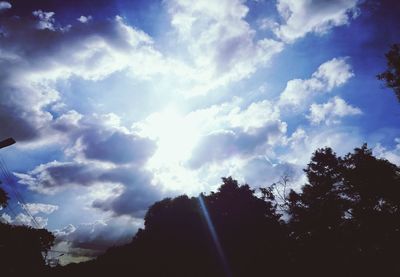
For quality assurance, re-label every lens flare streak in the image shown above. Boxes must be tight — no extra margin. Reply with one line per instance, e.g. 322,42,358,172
198,195,232,277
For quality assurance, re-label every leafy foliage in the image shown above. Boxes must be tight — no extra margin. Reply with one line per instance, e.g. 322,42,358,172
377,43,400,101
0,223,55,275
288,144,400,276
0,184,55,275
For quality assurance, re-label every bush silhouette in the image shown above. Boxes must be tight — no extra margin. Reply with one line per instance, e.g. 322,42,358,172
0,189,55,275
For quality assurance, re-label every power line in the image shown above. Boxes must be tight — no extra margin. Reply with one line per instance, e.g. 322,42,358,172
0,155,41,226
0,155,41,229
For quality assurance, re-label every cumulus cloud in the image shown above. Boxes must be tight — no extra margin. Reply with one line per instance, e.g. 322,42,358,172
240,155,303,188
373,138,400,166
188,121,287,169
279,57,354,108
275,0,360,42
73,129,156,165
77,15,93,23
0,1,11,11
15,159,162,217
91,167,161,217
54,112,156,166
167,0,284,95
282,127,363,166
307,96,362,125
15,161,106,194
1,212,48,228
32,10,56,30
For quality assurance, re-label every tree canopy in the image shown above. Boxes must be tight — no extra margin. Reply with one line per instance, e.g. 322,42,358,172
0,186,55,275
377,43,400,101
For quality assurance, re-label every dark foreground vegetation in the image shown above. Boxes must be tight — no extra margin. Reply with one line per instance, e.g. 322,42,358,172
54,145,400,277
2,144,400,276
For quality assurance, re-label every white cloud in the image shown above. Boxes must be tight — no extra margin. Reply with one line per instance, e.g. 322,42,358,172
1,212,48,228
167,0,284,95
77,15,93,23
258,17,279,31
313,57,355,90
307,96,362,125
22,203,59,215
282,127,362,166
240,155,304,190
32,10,56,30
279,57,354,108
228,100,281,132
275,0,360,43
373,138,400,166
0,1,11,11
53,110,83,132
132,97,287,191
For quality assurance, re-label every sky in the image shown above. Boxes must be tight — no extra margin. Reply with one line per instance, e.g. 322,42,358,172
0,0,399,264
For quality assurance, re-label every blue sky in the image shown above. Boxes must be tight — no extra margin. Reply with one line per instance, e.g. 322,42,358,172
0,0,399,263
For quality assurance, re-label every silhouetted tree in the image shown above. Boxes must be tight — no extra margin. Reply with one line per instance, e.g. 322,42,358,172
377,43,400,101
341,144,400,275
56,177,288,277
288,145,400,276
287,148,350,276
0,185,55,275
204,177,287,276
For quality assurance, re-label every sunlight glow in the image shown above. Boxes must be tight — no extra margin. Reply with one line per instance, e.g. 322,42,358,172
134,107,203,191
139,107,201,164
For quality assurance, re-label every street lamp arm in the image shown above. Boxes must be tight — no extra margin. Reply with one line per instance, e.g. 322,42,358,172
0,137,16,150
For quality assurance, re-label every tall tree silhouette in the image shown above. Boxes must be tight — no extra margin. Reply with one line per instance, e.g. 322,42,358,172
287,148,350,276
288,145,400,276
341,144,400,275
377,43,400,101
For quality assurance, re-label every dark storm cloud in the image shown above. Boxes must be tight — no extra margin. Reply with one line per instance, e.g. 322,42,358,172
53,111,157,165
16,118,160,213
15,161,106,194
79,128,156,165
16,160,162,216
0,12,145,70
93,167,162,217
188,122,286,169
0,81,56,141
